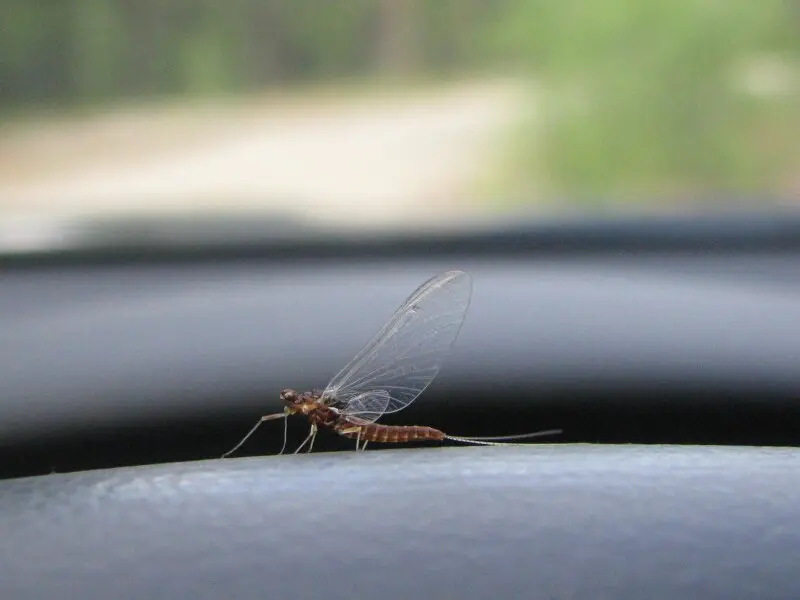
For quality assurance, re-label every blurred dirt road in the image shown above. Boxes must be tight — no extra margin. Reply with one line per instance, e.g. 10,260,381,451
0,79,526,228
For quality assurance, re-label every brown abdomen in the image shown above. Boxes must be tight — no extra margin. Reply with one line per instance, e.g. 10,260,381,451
336,421,445,443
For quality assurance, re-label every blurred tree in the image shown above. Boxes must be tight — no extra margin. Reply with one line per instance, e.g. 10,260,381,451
70,0,124,99
0,0,514,110
375,0,420,76
488,0,799,204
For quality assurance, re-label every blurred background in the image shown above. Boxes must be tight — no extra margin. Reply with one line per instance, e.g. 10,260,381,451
1,0,798,246
4,0,800,480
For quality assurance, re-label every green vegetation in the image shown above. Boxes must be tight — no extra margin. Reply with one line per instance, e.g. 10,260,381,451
488,0,800,204
0,0,498,109
2,0,797,202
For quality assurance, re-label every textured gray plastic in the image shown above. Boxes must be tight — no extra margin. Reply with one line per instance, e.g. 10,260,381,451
2,445,799,600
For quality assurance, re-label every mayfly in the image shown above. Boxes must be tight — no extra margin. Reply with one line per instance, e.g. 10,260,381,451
222,270,560,457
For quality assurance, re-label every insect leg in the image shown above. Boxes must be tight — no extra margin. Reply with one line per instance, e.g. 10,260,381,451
355,427,362,451
278,411,289,455
294,423,317,454
221,410,288,458
306,426,318,453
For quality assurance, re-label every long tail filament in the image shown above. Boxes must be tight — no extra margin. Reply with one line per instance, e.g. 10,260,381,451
444,428,562,447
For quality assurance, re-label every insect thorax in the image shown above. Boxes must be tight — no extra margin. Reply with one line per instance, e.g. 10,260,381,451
308,403,340,428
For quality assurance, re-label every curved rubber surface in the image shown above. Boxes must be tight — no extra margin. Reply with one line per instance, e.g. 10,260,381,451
2,445,799,599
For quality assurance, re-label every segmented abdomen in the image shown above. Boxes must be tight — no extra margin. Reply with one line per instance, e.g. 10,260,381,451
335,421,445,443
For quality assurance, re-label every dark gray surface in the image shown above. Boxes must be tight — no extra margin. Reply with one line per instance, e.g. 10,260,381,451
4,257,800,442
2,444,799,599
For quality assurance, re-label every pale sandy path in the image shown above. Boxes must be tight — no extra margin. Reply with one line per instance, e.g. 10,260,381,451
0,79,528,229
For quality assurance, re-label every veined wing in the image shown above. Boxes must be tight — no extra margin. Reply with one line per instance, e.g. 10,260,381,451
340,390,391,424
323,270,472,424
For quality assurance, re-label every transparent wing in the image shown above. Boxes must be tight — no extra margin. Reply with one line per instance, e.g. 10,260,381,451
340,390,391,424
323,270,472,423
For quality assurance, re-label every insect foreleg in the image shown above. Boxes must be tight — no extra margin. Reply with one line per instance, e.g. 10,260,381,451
278,412,289,455
221,410,288,458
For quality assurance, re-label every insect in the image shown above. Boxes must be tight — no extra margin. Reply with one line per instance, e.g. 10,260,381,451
222,269,560,457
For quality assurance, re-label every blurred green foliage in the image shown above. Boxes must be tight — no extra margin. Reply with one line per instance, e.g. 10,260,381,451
0,0,498,107
489,0,800,202
1,0,797,199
